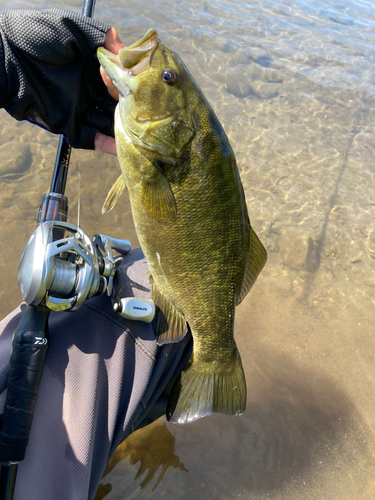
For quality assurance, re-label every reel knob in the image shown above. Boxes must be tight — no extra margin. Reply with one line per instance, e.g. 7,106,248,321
116,298,155,323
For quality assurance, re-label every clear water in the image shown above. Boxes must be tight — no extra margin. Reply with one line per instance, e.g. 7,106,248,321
0,0,374,499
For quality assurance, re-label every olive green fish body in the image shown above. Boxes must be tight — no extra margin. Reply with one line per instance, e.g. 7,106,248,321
98,31,266,423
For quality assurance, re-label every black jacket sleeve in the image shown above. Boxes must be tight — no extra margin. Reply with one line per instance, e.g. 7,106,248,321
0,9,116,149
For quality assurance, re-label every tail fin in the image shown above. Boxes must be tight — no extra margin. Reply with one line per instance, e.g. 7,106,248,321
167,350,246,424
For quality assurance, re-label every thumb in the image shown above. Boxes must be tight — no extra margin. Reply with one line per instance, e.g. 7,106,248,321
101,27,125,102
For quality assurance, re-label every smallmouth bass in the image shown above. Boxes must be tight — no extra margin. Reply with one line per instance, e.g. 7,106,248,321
97,30,267,423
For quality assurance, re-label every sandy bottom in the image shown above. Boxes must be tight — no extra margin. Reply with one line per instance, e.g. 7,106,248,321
0,0,374,498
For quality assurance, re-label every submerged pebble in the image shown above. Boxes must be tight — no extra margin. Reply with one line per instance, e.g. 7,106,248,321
278,228,311,272
233,48,252,65
225,69,256,98
0,142,32,181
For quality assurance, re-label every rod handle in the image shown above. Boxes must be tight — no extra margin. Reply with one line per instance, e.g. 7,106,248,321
0,306,50,462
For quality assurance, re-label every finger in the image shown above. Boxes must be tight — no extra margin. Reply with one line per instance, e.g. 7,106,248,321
105,27,125,54
101,28,124,102
95,132,117,155
100,66,120,102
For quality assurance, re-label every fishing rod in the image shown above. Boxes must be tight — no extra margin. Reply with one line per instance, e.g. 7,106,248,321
0,0,96,490
0,2,155,499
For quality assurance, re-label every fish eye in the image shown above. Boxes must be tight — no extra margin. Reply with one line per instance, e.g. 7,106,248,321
162,68,176,84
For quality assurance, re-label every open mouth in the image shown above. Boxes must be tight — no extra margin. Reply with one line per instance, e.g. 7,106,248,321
118,29,159,76
97,29,160,94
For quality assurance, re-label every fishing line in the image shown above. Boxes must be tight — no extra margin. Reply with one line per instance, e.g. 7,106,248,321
76,160,82,237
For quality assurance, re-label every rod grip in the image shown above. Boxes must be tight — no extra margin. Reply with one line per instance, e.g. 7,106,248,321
0,306,50,462
0,463,17,500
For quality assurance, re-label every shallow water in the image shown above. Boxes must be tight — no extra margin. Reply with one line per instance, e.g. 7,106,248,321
0,0,375,499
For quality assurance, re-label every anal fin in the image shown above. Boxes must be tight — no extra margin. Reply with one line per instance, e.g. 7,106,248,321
150,276,187,345
236,226,267,305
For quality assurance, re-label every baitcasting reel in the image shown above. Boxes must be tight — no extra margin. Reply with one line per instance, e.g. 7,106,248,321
17,220,155,322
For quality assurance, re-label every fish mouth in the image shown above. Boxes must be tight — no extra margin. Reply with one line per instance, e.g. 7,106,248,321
119,29,159,74
97,29,159,95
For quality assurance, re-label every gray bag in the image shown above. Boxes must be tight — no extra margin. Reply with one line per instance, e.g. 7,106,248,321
0,248,192,500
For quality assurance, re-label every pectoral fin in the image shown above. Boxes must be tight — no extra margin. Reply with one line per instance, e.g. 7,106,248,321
150,275,187,344
236,226,267,305
141,166,177,221
102,175,126,214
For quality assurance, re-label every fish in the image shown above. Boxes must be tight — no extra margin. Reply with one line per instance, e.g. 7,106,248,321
97,29,267,424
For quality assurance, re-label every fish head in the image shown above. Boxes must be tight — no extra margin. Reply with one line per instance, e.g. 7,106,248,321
97,29,195,159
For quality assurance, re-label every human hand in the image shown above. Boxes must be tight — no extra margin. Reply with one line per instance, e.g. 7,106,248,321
0,9,120,154
95,27,124,155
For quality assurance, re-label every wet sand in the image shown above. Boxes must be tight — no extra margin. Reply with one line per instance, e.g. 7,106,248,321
0,0,374,498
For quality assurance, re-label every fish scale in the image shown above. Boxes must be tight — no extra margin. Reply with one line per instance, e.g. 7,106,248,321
98,28,267,423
